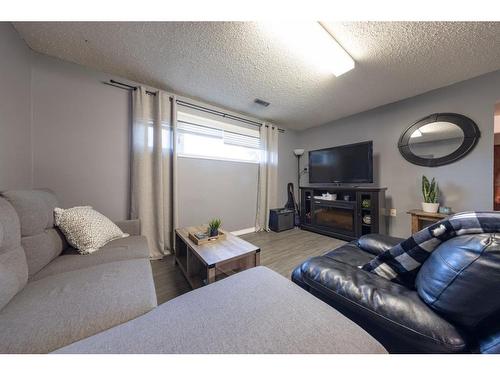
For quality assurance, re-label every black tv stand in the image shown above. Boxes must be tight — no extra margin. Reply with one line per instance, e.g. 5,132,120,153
299,185,386,241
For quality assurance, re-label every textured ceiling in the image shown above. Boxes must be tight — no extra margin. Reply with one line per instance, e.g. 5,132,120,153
13,22,500,130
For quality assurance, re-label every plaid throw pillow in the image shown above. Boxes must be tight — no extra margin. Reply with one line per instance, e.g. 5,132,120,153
361,211,500,288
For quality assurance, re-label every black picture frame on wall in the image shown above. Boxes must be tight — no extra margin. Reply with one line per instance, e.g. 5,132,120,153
398,113,481,167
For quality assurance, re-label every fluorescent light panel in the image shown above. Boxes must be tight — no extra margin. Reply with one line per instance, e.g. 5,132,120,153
262,21,355,77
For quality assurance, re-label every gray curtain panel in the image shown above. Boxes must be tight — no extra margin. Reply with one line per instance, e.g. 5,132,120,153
130,88,177,259
255,124,279,231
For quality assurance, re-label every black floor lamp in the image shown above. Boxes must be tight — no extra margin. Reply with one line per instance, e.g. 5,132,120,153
294,148,305,216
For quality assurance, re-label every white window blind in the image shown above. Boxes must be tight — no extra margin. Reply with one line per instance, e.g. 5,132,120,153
176,109,262,163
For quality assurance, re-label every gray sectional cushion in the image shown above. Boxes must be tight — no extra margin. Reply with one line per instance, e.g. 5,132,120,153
101,235,149,255
114,220,141,236
2,189,58,236
0,197,28,310
55,267,387,354
31,235,150,281
23,229,68,278
2,189,66,276
0,259,157,353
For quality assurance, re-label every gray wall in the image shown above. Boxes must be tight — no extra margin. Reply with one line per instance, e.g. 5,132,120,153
297,70,500,237
31,54,131,220
177,157,258,231
175,99,297,230
0,23,32,190
28,52,297,228
177,131,297,231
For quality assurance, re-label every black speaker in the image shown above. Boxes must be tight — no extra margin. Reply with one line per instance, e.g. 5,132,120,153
269,208,295,232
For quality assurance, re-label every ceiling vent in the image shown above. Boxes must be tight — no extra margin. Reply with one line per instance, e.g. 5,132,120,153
254,98,270,107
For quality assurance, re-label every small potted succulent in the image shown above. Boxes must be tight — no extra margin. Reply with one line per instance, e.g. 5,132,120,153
207,218,222,238
421,175,440,213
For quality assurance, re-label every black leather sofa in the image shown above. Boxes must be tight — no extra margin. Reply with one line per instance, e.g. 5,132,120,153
292,233,500,354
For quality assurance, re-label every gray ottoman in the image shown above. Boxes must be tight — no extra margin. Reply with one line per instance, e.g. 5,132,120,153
55,266,387,354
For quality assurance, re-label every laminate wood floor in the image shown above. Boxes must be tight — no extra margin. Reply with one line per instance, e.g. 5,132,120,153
150,228,345,305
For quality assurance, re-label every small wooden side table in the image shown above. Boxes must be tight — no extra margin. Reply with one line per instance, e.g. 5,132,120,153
407,209,451,234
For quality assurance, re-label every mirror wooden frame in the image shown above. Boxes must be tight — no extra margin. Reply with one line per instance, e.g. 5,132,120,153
398,113,480,167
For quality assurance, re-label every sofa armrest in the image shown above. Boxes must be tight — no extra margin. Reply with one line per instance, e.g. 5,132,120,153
298,256,467,353
356,233,404,256
115,219,141,236
479,329,500,354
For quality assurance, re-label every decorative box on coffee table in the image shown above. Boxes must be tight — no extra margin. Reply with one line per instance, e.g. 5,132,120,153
174,226,260,289
188,229,227,245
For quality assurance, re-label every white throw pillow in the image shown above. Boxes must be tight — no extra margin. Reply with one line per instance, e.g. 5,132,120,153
54,206,129,254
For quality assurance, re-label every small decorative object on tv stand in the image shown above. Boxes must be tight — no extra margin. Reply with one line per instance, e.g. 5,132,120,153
362,199,371,208
314,193,337,200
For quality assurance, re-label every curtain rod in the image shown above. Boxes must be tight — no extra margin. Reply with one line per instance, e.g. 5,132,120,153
177,101,284,133
104,79,284,133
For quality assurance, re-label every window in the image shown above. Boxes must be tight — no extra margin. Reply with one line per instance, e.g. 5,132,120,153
176,110,261,163
147,122,170,149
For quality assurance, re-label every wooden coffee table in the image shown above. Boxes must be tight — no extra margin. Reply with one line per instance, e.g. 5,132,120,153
174,226,260,289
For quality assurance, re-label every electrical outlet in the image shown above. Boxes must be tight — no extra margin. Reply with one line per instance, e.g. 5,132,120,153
389,208,397,217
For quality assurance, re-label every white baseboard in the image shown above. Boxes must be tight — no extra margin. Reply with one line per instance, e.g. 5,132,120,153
231,227,256,236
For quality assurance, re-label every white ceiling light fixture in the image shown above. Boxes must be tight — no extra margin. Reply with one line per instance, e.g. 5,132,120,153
261,21,355,77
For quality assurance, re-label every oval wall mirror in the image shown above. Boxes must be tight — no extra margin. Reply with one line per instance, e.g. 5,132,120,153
398,113,480,167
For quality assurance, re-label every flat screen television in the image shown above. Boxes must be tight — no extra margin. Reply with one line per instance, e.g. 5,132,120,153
308,141,373,184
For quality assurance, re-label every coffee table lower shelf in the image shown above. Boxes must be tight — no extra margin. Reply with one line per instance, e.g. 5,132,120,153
174,255,205,289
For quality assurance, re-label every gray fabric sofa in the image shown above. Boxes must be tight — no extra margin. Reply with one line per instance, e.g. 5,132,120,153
0,189,157,354
55,266,387,354
1,189,386,354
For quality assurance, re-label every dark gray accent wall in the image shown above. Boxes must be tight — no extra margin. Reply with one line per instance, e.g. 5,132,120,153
297,70,500,237
0,23,32,190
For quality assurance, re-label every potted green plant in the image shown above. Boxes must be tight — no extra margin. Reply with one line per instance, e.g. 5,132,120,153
207,218,222,238
421,175,440,213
